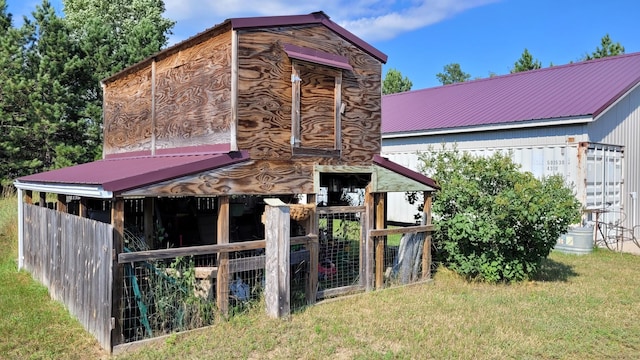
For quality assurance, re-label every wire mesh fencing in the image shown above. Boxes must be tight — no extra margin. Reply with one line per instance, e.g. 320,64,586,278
317,208,363,294
374,230,430,289
120,249,266,343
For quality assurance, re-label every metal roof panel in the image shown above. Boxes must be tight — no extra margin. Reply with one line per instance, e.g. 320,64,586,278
382,52,640,134
17,151,250,193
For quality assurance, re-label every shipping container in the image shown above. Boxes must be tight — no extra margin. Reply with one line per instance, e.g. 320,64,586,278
383,142,624,228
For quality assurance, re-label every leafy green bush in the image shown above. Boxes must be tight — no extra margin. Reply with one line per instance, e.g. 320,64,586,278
415,147,581,282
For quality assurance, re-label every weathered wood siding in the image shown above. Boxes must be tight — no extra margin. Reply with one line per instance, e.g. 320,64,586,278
103,27,233,156
154,31,233,151
236,25,383,164
103,66,153,154
122,160,315,197
23,204,113,351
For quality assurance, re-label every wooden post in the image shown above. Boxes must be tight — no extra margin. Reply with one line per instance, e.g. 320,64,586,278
57,194,67,213
111,197,125,347
143,198,154,249
264,198,290,318
17,188,24,270
216,196,230,315
39,192,46,207
422,192,433,279
25,190,32,204
374,193,386,289
79,198,88,218
305,194,318,305
364,185,375,291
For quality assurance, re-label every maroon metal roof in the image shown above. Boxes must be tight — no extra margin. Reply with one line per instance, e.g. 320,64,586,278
17,151,250,193
283,43,353,70
373,155,439,190
382,52,640,134
102,11,386,84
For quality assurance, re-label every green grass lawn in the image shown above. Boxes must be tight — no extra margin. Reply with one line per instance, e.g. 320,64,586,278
1,195,639,359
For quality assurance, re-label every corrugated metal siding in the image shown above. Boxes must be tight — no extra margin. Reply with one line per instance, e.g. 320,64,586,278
588,85,640,229
383,131,624,222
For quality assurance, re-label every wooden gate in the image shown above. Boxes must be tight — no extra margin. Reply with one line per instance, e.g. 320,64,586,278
316,206,366,298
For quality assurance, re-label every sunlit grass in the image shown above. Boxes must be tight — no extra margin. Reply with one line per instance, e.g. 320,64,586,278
120,249,640,359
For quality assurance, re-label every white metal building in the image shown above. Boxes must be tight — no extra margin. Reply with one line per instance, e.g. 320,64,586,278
381,52,640,237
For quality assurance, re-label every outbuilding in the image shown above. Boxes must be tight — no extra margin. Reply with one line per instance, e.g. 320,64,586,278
382,52,640,249
14,12,438,352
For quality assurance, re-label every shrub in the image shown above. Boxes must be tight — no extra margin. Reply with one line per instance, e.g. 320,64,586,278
415,146,581,282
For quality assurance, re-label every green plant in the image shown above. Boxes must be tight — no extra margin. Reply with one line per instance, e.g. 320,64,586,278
414,146,581,282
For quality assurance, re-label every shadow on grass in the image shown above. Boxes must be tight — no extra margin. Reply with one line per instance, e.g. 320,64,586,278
531,257,578,282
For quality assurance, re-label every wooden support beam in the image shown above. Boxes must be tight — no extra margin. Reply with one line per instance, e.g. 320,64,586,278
79,198,88,218
364,185,374,291
111,197,125,347
264,198,290,318
422,192,433,279
25,190,32,204
39,192,46,207
216,196,230,316
143,198,154,249
304,194,318,305
374,193,386,289
369,224,434,237
57,194,67,213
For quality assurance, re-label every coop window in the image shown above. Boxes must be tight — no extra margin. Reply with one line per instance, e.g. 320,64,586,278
285,44,350,157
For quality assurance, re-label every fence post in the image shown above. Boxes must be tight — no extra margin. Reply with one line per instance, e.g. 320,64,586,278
374,193,386,289
111,197,124,347
216,196,230,316
364,185,374,291
422,192,433,279
264,198,290,318
305,195,318,305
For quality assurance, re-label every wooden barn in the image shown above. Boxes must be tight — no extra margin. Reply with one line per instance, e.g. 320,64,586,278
14,12,438,352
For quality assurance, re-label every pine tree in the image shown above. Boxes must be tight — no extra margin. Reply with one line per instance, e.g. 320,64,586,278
585,34,625,60
436,63,471,85
511,48,542,73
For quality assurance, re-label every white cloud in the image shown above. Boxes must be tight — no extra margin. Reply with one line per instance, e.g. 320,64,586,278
163,0,499,43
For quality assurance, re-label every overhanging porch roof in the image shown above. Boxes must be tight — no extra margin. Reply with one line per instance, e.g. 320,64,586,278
14,151,250,198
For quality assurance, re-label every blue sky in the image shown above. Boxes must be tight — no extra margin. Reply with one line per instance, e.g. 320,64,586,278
6,0,640,89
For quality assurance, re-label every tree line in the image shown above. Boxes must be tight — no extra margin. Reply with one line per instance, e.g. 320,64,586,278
383,34,626,93
0,0,173,187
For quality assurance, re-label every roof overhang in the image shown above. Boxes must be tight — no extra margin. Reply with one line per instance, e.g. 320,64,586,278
284,43,353,70
14,151,251,198
14,181,113,199
382,115,593,139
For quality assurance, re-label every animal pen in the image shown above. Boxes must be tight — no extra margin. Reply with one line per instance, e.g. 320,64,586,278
14,12,438,353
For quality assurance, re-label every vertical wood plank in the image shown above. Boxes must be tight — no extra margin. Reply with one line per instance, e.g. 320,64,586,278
79,197,88,218
151,59,157,155
422,192,433,279
216,196,230,315
334,72,342,152
111,198,124,347
291,63,301,147
230,30,238,151
304,194,318,305
364,185,375,291
264,198,290,318
57,194,67,213
17,189,24,270
374,193,386,289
